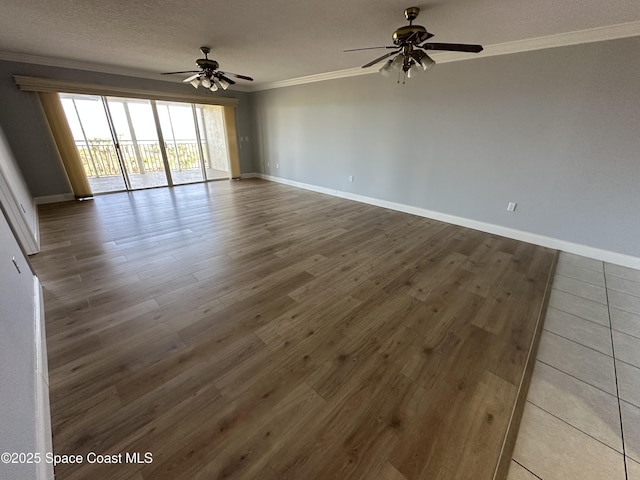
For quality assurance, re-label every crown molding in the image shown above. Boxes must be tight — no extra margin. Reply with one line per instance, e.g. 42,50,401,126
0,50,167,80
2,21,640,93
250,67,376,91
252,20,640,91
0,51,252,93
431,20,640,64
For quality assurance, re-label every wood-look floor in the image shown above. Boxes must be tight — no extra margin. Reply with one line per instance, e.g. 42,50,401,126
32,179,555,480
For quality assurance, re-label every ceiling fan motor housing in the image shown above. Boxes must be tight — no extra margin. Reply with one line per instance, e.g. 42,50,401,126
196,58,219,70
393,25,431,45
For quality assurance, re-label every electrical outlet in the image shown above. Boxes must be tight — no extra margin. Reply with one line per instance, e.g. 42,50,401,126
348,175,354,182
507,202,517,212
276,163,279,169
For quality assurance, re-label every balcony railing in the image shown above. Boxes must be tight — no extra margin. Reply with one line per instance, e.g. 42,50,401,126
76,139,209,178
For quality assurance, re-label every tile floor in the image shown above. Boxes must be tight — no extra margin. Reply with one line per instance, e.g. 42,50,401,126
509,252,640,479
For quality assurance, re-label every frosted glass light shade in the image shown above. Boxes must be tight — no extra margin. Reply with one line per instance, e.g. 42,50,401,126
391,54,404,72
420,54,435,70
408,62,422,78
379,59,393,77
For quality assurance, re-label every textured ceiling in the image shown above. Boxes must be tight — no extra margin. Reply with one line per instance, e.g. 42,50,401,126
1,0,639,88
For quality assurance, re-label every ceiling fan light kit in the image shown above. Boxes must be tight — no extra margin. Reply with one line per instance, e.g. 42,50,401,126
162,46,254,92
347,6,483,84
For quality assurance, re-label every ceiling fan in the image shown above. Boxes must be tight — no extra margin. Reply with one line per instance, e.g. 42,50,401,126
346,7,483,82
162,47,253,91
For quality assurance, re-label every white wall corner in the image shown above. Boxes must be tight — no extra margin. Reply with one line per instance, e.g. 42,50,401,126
253,173,640,270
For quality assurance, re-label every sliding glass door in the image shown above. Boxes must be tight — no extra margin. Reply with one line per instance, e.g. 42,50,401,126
105,98,169,190
61,95,127,193
156,101,205,185
60,94,231,194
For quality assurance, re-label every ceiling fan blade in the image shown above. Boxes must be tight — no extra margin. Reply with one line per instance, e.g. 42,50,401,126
420,43,483,53
345,46,396,52
223,72,254,81
162,70,200,75
361,50,401,69
218,74,236,85
182,73,201,83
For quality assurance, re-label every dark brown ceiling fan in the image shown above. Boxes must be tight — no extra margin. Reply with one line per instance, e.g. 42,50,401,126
162,47,253,91
346,7,483,82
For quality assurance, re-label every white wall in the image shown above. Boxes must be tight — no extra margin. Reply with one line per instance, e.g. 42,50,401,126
0,207,52,480
252,37,640,263
0,125,39,253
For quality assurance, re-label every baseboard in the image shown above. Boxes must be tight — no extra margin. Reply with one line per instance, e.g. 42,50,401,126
252,173,640,270
240,172,260,179
33,278,54,480
35,193,75,205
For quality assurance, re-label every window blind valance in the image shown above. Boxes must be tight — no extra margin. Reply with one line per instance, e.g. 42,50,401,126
14,75,240,107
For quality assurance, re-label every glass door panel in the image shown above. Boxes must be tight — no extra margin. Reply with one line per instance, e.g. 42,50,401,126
60,95,126,193
106,97,169,190
60,94,233,193
157,102,205,185
197,105,230,180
